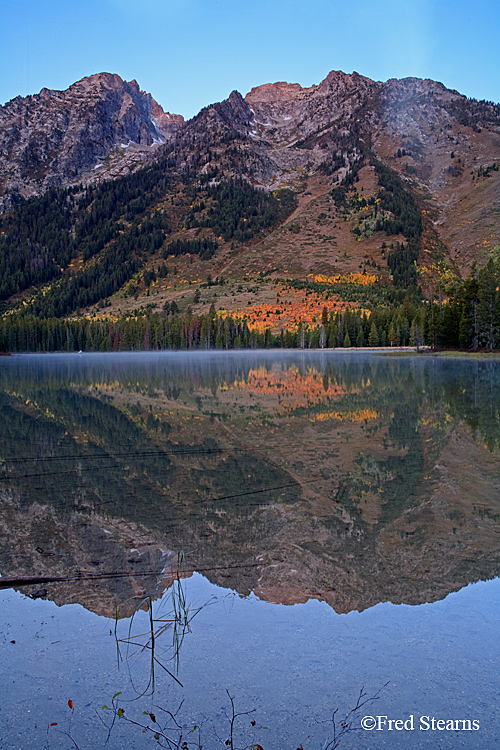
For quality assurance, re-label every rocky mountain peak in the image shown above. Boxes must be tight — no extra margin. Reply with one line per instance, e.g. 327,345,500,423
245,80,314,104
72,71,127,91
0,72,184,211
316,68,374,94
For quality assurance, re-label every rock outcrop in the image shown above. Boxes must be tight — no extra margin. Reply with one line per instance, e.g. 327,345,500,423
0,72,184,211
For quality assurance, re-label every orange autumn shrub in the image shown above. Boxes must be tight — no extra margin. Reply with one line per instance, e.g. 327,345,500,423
226,284,360,333
230,365,357,414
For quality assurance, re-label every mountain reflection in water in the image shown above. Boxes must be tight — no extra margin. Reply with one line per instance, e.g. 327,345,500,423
1,351,499,617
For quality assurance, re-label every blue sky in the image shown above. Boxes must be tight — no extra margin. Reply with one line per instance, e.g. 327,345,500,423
2,0,499,118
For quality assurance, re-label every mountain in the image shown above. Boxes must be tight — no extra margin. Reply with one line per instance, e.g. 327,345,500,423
172,70,500,276
0,69,499,350
0,72,184,212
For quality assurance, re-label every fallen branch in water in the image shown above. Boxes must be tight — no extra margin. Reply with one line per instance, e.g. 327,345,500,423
0,562,261,590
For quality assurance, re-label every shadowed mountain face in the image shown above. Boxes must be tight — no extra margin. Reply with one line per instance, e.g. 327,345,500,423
1,352,499,617
0,73,184,211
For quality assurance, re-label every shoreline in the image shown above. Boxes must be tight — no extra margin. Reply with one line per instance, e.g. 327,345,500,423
3,347,500,358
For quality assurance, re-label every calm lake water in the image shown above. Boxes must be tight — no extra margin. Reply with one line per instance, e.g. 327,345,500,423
0,351,499,749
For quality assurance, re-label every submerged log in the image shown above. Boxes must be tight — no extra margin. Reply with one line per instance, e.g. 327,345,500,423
0,562,260,590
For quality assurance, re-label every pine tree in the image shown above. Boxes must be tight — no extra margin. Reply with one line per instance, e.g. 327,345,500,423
368,321,379,347
458,269,480,349
478,259,500,350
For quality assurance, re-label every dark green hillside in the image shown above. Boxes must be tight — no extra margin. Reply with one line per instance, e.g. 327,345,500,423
0,145,296,318
371,159,423,289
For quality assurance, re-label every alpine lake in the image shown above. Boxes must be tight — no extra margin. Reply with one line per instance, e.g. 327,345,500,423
0,351,499,750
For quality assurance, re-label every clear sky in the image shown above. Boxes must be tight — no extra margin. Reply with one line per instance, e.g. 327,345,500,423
2,0,499,118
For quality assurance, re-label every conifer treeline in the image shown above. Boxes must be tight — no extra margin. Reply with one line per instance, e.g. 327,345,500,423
427,258,500,350
0,299,435,353
3,258,499,352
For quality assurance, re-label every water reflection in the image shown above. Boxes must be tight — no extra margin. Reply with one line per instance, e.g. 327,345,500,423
1,352,499,615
